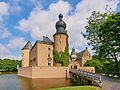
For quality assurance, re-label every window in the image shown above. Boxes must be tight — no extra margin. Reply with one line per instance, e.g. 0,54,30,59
34,58,36,61
83,59,86,63
48,46,51,51
60,41,61,44
60,53,61,57
60,35,61,38
48,53,51,57
60,47,61,51
48,60,51,66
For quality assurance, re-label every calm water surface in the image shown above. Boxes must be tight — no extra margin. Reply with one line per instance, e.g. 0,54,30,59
0,73,76,90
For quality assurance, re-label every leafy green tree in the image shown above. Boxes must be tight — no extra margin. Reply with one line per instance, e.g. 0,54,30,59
84,60,103,72
82,5,113,53
98,12,120,77
0,58,21,72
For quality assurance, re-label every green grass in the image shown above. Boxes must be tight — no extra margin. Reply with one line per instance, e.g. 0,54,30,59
47,86,98,90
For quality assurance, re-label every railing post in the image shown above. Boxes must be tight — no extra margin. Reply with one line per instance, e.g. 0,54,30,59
100,75,101,83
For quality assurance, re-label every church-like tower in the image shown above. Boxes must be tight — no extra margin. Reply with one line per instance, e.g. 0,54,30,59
53,14,68,52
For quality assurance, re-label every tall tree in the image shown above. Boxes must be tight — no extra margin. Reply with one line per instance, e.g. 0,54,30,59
82,5,113,53
99,12,120,77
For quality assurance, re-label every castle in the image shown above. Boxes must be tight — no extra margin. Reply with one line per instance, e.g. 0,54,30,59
18,14,94,78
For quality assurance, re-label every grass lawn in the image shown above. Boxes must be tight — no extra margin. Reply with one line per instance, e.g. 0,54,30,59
47,86,98,90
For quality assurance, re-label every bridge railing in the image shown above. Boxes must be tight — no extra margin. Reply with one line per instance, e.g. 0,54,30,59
70,69,102,83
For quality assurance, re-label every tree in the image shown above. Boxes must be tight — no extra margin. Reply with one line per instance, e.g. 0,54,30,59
82,5,113,53
0,58,21,72
98,12,120,77
84,60,103,72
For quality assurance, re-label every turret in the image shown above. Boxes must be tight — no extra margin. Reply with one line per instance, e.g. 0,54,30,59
70,47,77,61
53,14,68,52
22,41,32,67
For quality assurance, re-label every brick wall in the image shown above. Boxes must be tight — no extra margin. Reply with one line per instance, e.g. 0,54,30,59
54,34,68,52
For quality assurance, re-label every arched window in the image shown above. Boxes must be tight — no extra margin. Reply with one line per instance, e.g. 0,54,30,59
74,65,77,69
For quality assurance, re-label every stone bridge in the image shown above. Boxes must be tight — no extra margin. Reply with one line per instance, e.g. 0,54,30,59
69,69,102,87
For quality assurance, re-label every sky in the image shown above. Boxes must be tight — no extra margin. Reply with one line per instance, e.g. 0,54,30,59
0,0,120,60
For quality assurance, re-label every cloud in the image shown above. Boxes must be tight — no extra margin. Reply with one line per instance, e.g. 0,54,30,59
0,43,10,54
15,0,119,52
7,37,26,49
0,29,11,38
0,43,22,60
0,2,9,16
0,54,21,60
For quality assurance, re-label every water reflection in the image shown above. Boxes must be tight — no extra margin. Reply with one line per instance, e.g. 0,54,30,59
0,74,72,90
18,77,72,90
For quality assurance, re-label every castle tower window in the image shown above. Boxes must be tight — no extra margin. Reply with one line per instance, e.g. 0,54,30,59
48,53,51,57
48,60,51,66
48,46,51,51
83,59,86,63
60,35,61,38
60,41,61,44
60,47,61,51
34,58,36,61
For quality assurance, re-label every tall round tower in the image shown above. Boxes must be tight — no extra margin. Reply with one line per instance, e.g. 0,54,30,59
53,14,68,52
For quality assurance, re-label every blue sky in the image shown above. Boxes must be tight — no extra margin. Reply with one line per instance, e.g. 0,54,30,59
0,0,120,60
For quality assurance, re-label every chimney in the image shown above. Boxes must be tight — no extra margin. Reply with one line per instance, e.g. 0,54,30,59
86,47,88,50
43,36,46,41
65,30,67,34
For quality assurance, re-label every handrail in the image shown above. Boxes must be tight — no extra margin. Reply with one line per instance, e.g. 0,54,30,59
70,70,102,83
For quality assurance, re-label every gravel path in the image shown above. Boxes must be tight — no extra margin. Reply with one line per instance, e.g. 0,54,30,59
101,76,120,90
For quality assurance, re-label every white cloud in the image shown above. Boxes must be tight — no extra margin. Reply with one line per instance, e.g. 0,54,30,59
8,0,22,14
0,2,9,16
0,43,21,60
0,43,10,54
7,37,26,49
16,0,119,53
0,29,11,38
0,54,21,60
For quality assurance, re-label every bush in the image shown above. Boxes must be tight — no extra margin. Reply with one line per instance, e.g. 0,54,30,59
84,59,103,72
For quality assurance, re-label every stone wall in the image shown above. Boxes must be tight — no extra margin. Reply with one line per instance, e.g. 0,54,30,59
18,66,69,78
22,49,30,67
29,43,37,66
37,43,53,66
18,67,32,78
78,67,95,73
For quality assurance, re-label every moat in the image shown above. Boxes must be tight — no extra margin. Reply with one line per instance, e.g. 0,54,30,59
1,72,120,90
0,72,83,90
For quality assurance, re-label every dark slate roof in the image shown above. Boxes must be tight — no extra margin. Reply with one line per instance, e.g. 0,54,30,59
38,36,53,45
71,47,76,55
76,50,85,59
55,13,66,34
22,41,32,50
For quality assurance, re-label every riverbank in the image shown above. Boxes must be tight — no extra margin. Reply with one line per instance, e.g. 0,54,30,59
47,86,100,90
